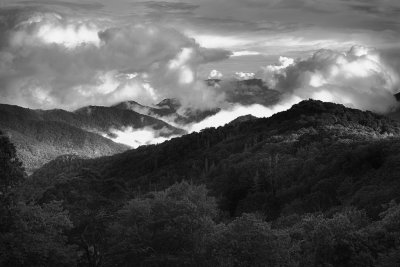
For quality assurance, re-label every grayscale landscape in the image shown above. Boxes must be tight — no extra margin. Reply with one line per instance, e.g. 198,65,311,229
1,0,400,266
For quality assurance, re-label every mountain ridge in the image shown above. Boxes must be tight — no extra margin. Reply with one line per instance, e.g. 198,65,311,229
32,100,400,219
0,101,186,172
16,99,400,266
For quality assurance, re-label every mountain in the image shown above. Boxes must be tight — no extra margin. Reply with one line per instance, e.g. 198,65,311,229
15,99,400,266
111,80,281,127
0,103,185,172
114,98,221,124
112,99,187,123
227,78,281,106
207,78,282,106
113,99,180,118
155,98,181,111
73,104,185,136
228,114,257,125
32,100,400,217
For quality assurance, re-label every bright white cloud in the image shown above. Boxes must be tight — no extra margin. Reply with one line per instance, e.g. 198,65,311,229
106,126,179,148
257,46,399,113
234,72,255,80
189,96,301,132
187,45,399,134
208,69,223,79
0,8,231,110
232,51,261,57
256,56,294,87
11,12,101,48
188,33,250,49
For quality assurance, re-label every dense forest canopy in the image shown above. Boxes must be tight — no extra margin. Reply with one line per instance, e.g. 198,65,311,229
2,100,400,266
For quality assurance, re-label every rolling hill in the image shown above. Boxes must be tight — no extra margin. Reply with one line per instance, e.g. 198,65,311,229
8,99,400,266
0,102,185,172
32,99,400,218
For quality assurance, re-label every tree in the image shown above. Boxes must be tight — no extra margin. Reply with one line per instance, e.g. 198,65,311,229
0,131,77,266
205,213,297,267
376,249,400,267
379,201,400,232
293,209,374,267
105,181,218,266
0,130,25,197
38,168,124,267
0,130,26,240
0,201,77,267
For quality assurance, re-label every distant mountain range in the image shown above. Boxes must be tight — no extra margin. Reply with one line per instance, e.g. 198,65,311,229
113,98,221,125
0,79,285,172
42,99,400,182
31,99,400,220
3,78,399,174
207,78,281,106
4,99,398,267
0,99,187,173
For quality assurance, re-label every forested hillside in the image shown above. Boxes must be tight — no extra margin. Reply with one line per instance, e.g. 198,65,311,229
0,102,185,172
4,121,129,174
34,100,400,217
114,98,221,124
3,100,400,266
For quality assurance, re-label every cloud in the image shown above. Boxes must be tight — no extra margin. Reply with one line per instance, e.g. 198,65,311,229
17,1,105,11
234,72,255,80
346,0,400,17
150,0,400,60
0,7,231,110
8,12,101,48
256,56,294,88
198,47,233,63
186,45,399,134
208,69,223,79
188,33,251,49
257,46,399,113
232,50,261,57
106,126,179,148
136,1,200,12
189,96,301,132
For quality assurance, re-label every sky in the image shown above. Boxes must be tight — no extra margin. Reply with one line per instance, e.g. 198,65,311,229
0,0,400,115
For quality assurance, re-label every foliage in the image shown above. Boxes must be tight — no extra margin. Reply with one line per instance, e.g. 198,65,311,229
105,182,218,266
0,130,25,195
4,100,400,266
205,213,297,267
35,100,400,219
0,201,77,267
0,131,77,267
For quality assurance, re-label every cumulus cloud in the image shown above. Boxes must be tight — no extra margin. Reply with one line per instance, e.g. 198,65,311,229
2,7,399,146
257,46,399,113
9,12,100,48
187,45,399,133
0,7,231,110
256,56,294,87
208,69,223,79
234,72,256,80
